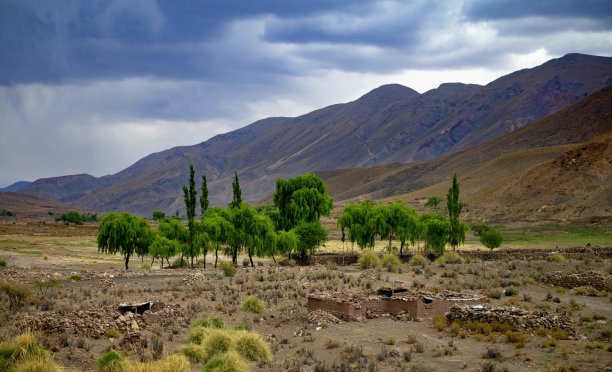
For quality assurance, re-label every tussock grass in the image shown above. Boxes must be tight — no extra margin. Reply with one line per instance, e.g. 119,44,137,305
0,331,60,372
358,250,380,269
232,332,272,362
219,261,236,277
96,350,127,372
409,254,428,267
202,351,249,372
435,252,465,265
381,254,400,272
240,296,265,314
128,354,190,372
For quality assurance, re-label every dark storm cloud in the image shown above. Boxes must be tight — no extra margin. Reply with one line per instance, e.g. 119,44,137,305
463,0,612,22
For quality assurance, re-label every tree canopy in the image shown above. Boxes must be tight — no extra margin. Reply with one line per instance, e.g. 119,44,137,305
447,174,466,251
97,212,152,270
272,173,333,231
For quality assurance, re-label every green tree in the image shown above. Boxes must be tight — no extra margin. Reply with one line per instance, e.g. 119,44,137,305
97,212,152,270
183,164,198,268
149,235,180,268
272,173,333,231
200,175,209,219
229,171,242,209
58,211,83,224
293,221,328,265
480,228,503,251
421,213,450,255
425,196,441,210
152,210,166,221
338,200,378,250
201,210,234,268
276,230,298,262
447,174,466,251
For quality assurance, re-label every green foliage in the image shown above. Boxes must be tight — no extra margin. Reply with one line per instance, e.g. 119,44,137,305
358,250,380,270
276,230,298,256
435,252,465,265
152,210,166,221
149,235,180,268
229,171,243,209
95,350,126,371
381,254,400,272
97,212,152,270
219,261,236,277
421,213,450,254
191,315,225,329
447,174,466,250
0,282,31,310
240,296,266,314
183,164,198,268
200,175,209,218
58,210,83,224
272,173,333,231
432,315,448,331
480,228,503,251
425,196,441,210
203,330,233,357
338,200,377,249
0,332,59,372
547,254,566,263
293,221,328,264
409,254,429,267
0,209,14,216
202,351,248,372
182,344,207,363
0,259,6,267
232,332,272,362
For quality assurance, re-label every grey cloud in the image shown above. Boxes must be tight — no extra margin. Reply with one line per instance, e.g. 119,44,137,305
463,0,612,21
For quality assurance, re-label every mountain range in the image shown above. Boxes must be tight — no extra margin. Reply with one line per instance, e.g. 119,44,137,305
8,53,612,218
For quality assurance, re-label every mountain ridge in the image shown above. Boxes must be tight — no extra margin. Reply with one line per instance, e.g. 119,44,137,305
18,53,612,216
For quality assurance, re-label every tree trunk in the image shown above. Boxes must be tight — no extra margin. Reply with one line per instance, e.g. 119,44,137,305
232,247,238,266
124,252,130,270
271,254,276,263
249,254,254,268
400,241,404,255
202,255,206,269
214,246,219,268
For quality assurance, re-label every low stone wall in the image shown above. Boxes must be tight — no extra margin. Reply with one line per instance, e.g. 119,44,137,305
446,305,575,336
458,246,612,261
541,271,608,291
307,291,483,320
309,253,359,266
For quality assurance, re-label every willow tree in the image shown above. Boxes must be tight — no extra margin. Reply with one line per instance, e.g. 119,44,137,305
97,212,152,270
293,221,328,265
201,209,234,268
421,213,450,254
425,196,441,210
338,200,378,250
273,173,333,232
447,174,467,251
149,235,180,269
276,230,298,262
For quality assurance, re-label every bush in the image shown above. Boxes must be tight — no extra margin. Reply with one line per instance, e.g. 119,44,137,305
188,327,213,345
480,228,503,251
171,257,189,268
505,330,528,344
191,315,225,329
0,209,14,216
141,262,151,270
487,288,503,299
242,258,250,268
0,332,57,371
96,350,127,371
482,347,503,359
182,344,207,363
409,254,428,267
436,252,465,265
129,354,190,372
240,296,266,314
233,332,272,362
203,330,233,359
219,261,236,277
202,351,248,372
0,282,31,310
504,287,519,296
0,259,6,267
432,315,447,331
358,250,380,269
547,254,566,263
57,211,83,225
381,254,400,272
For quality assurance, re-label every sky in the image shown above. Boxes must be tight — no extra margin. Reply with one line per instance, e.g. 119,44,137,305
1,0,611,187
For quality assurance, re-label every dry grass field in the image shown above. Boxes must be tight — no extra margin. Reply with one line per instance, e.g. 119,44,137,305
0,221,611,371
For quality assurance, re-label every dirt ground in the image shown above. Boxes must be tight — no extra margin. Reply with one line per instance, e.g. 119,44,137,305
0,222,611,371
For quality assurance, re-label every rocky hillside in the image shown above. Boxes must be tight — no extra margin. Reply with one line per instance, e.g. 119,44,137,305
19,54,612,215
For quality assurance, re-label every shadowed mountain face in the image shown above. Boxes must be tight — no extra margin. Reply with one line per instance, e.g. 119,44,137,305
318,84,612,224
18,53,612,216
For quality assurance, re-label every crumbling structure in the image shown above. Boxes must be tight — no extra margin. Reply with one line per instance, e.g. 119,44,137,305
307,289,483,320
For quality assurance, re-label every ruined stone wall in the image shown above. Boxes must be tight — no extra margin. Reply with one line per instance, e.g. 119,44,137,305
458,246,612,261
307,297,355,321
541,271,608,290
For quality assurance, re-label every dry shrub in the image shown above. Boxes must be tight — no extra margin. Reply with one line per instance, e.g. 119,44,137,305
128,354,190,372
182,344,207,363
0,331,61,372
219,261,236,277
432,315,447,331
358,250,380,270
202,351,249,372
435,252,464,265
203,330,233,358
381,254,400,272
409,254,428,267
240,296,265,314
232,332,272,362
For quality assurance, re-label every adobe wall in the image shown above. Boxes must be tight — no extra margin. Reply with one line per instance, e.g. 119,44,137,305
307,297,356,321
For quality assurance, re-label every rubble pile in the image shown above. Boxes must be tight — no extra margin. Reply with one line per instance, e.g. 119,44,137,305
307,309,344,325
21,302,186,337
541,271,608,291
182,273,205,286
446,305,575,336
99,278,115,288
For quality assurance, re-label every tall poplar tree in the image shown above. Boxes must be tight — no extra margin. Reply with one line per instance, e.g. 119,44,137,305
183,164,198,267
446,174,466,251
200,175,209,219
229,171,242,209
